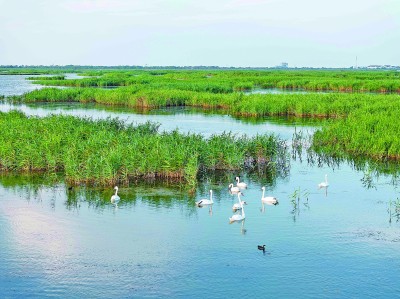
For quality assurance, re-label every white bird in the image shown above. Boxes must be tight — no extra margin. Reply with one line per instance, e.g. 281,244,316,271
195,190,213,207
235,176,247,189
232,192,247,210
261,186,278,205
228,183,240,193
111,186,120,204
318,174,329,189
229,192,246,223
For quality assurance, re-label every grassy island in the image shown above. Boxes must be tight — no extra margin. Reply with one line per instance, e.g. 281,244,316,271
0,111,287,187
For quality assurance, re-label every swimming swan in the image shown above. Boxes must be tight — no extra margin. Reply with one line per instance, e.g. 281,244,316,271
318,174,329,189
196,190,213,207
229,183,240,193
261,186,278,205
111,186,120,204
232,192,246,210
229,193,246,223
235,176,247,189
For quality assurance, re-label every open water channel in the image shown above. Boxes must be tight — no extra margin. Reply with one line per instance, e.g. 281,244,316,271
1,76,400,298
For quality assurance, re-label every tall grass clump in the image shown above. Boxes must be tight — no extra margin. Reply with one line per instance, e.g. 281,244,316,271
312,98,400,161
0,111,287,187
15,87,399,119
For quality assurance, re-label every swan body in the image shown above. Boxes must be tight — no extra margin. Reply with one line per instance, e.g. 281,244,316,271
229,183,240,193
232,201,247,210
111,186,120,204
318,174,329,188
196,190,213,207
235,176,247,189
232,192,247,210
261,186,278,205
229,192,246,223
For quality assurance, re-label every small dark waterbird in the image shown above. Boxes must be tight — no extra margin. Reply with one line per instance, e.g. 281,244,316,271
258,245,266,251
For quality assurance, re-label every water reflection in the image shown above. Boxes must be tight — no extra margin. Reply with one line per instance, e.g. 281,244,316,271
260,201,279,213
292,128,400,189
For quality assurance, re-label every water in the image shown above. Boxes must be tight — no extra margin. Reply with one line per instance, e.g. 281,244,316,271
0,75,47,96
245,88,310,95
0,73,89,97
1,75,400,298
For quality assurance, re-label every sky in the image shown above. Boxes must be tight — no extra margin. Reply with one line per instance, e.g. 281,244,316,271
0,0,399,68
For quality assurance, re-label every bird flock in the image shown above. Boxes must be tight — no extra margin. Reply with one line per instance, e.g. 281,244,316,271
195,176,280,227
110,174,329,252
193,174,329,253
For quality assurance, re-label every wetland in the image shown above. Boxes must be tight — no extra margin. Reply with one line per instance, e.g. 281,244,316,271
1,69,400,298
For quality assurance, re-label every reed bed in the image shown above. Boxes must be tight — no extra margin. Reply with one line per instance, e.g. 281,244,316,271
26,75,65,80
6,68,400,163
0,111,286,186
25,69,400,94
14,86,399,118
312,100,400,161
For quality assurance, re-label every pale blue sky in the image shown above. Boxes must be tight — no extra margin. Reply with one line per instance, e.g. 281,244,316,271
1,0,399,67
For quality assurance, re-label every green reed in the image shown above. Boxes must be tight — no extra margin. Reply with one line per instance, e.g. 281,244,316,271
5,68,400,162
312,101,400,161
24,69,400,94
0,111,286,186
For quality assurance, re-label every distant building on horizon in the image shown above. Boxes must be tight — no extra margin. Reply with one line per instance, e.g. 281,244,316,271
276,62,288,69
366,65,399,69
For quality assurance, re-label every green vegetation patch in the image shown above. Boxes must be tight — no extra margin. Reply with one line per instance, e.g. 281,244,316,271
0,111,286,187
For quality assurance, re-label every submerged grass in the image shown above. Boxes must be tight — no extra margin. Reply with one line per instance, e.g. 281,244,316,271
0,111,287,187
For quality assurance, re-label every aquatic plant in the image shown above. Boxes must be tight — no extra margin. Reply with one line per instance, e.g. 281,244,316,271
0,111,287,187
6,68,400,163
290,187,310,221
388,198,400,223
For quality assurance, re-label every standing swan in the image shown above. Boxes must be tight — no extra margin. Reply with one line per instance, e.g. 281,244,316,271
261,186,278,205
318,174,329,189
235,176,247,189
196,190,213,207
232,192,247,210
229,192,246,223
111,186,120,204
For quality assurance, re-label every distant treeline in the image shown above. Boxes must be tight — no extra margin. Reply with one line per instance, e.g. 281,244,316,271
1,65,391,71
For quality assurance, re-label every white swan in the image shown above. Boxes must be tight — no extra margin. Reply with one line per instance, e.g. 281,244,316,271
229,192,246,223
261,186,278,205
195,190,213,207
232,192,247,210
318,174,329,189
111,186,120,204
228,183,240,193
235,176,247,189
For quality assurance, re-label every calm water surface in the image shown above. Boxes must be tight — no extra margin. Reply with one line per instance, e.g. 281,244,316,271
1,75,400,298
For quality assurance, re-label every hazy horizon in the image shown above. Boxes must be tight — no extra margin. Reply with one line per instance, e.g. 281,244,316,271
1,0,399,68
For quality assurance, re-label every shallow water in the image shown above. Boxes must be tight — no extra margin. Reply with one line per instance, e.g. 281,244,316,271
0,75,47,96
0,101,318,140
1,75,400,298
